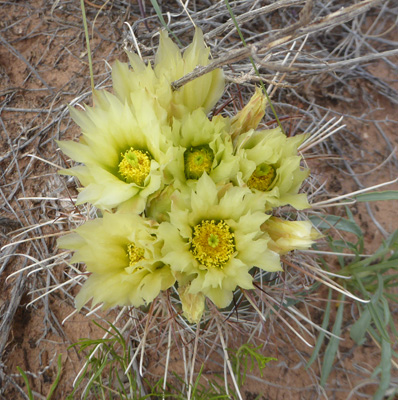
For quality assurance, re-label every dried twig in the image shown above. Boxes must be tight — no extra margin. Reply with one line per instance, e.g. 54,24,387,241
0,272,26,358
253,48,398,72
172,0,383,90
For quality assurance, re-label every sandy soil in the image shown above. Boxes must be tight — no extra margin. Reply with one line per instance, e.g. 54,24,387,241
1,1,397,399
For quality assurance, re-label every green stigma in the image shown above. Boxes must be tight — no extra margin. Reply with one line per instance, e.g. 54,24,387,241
118,147,151,186
247,163,276,192
184,145,214,180
191,220,235,269
208,233,219,248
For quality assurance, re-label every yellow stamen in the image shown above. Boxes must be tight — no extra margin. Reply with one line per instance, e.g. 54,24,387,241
118,147,151,186
247,163,276,192
127,243,145,270
184,145,214,180
191,220,235,269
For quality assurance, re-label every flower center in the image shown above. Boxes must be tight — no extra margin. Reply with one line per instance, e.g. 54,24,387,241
184,145,214,180
191,220,235,269
118,147,151,186
247,163,276,192
127,243,145,269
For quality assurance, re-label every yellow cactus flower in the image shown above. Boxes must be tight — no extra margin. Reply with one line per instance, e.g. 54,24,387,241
230,87,267,139
58,89,175,212
167,109,239,187
57,212,175,309
158,173,281,309
261,216,320,255
146,109,239,222
112,28,224,120
236,127,310,210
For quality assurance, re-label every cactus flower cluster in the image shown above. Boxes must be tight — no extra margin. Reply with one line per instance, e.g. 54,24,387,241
58,29,318,323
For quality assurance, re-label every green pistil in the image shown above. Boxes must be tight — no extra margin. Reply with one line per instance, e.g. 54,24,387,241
247,163,276,192
118,147,151,186
191,220,235,269
208,234,219,248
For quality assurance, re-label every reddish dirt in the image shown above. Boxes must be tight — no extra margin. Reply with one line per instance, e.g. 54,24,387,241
1,2,397,400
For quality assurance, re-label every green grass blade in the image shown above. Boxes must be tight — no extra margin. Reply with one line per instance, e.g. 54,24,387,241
340,242,393,275
356,275,391,342
66,362,90,400
320,294,345,387
149,0,182,46
191,364,204,396
46,354,63,400
16,367,34,400
380,296,391,326
309,214,363,238
345,206,364,252
350,307,371,344
385,229,398,250
350,259,398,276
306,288,333,368
354,190,398,202
367,302,391,342
83,358,109,399
80,0,94,93
373,338,392,400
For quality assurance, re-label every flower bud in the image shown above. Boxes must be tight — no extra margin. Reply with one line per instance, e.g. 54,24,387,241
179,284,205,324
231,87,267,139
262,217,320,255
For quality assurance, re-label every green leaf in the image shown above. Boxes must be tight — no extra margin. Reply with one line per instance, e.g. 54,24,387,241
365,276,391,342
16,367,34,400
309,215,362,238
340,235,395,275
306,289,332,368
47,354,63,400
231,343,276,387
149,0,182,46
350,259,398,276
367,302,391,343
355,190,398,202
373,338,392,400
320,294,345,387
191,364,204,397
380,296,391,327
350,307,371,344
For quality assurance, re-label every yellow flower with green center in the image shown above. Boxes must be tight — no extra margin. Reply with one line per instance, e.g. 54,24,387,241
58,89,175,212
158,173,281,309
184,145,214,180
118,148,151,186
236,127,310,210
191,220,235,269
261,216,321,255
147,109,239,222
57,212,175,309
165,109,239,189
112,28,224,121
247,163,276,192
